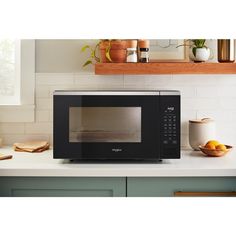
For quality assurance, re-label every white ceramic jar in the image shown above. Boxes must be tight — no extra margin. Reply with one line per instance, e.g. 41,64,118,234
189,47,211,62
189,118,216,151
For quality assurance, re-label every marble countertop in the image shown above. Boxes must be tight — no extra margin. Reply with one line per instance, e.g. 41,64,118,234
0,147,235,177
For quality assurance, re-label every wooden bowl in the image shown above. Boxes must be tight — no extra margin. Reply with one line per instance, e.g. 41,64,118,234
199,145,233,157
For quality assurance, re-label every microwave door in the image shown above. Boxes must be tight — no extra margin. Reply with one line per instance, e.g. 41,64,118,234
69,107,141,143
54,94,160,161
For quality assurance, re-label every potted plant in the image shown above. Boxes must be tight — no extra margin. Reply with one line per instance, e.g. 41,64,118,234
177,39,212,62
81,39,127,67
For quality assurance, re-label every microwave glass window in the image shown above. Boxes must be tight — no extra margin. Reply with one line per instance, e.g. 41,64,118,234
69,107,141,143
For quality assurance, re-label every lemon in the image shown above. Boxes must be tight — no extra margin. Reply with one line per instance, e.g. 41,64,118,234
205,143,216,150
205,140,220,147
216,144,227,151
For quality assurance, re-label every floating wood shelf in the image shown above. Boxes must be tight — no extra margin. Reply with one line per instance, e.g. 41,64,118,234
95,62,236,75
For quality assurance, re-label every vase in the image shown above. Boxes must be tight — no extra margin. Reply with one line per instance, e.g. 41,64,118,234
99,40,127,63
217,39,235,62
189,47,211,62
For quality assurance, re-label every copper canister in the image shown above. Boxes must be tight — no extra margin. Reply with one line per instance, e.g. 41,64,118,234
217,39,235,62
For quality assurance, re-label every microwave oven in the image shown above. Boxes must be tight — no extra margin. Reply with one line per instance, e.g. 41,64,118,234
53,90,180,162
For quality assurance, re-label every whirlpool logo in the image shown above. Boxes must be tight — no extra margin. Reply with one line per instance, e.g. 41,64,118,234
112,148,123,152
167,106,174,111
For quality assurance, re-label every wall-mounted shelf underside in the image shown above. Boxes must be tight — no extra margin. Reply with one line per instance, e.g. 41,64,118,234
95,62,236,75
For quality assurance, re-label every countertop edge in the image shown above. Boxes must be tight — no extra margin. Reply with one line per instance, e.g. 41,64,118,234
1,169,236,177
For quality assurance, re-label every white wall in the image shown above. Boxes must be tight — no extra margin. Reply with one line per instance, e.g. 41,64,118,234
0,40,236,148
36,40,96,73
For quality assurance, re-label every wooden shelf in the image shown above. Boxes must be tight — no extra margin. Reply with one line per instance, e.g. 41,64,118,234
95,62,236,75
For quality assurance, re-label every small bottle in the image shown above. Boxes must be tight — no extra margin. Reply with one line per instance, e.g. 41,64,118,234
126,40,138,63
138,40,150,63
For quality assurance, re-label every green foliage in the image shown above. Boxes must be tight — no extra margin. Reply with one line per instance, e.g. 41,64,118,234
105,41,112,62
176,39,207,49
82,60,92,67
80,42,100,67
192,39,206,48
192,47,197,57
176,39,208,57
81,40,113,67
191,40,207,57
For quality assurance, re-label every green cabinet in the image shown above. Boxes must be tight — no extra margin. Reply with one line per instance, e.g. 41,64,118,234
127,177,236,197
0,177,126,197
1,177,236,197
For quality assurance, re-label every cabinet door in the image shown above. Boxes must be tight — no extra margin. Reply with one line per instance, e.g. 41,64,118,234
127,177,236,197
0,177,126,197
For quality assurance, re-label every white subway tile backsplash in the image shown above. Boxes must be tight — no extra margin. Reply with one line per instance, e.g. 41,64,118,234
36,110,50,122
215,75,236,85
218,86,236,97
0,123,25,134
172,75,218,86
1,73,236,146
36,98,53,110
1,134,50,146
181,110,196,123
181,134,190,148
36,73,74,85
74,74,124,89
49,110,53,122
49,85,78,96
36,85,50,98
169,86,196,98
219,98,236,109
124,75,146,89
124,75,172,90
182,98,220,110
144,75,172,88
25,123,52,134
181,121,189,135
197,110,236,122
196,87,219,98
216,123,236,145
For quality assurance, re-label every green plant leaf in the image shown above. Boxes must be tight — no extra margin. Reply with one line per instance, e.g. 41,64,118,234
81,45,90,52
105,41,112,62
192,39,206,48
192,47,197,57
91,50,95,58
82,60,92,67
105,50,112,62
94,42,100,62
176,44,191,48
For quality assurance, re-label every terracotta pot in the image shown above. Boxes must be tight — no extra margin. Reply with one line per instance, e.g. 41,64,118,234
99,40,127,63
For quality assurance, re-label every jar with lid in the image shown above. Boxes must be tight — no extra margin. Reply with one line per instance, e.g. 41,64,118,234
189,118,216,150
126,40,138,63
138,40,150,63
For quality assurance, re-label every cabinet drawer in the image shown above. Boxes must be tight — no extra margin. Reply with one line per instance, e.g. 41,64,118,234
0,177,126,197
127,177,236,197
174,191,236,197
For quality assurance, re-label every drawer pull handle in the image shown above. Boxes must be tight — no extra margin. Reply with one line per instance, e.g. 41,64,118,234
174,191,236,197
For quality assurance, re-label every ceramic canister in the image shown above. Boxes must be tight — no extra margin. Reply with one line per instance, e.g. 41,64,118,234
189,118,216,151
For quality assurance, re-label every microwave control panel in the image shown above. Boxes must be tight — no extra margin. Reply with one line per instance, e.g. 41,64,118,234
160,95,180,159
162,107,177,145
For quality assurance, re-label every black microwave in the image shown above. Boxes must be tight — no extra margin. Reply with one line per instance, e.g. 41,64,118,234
53,90,180,162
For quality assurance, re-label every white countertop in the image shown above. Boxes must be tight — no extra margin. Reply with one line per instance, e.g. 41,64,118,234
0,147,236,177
